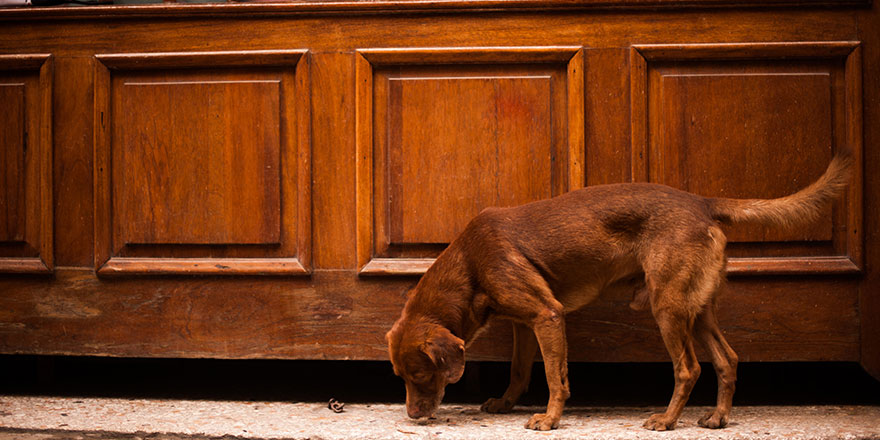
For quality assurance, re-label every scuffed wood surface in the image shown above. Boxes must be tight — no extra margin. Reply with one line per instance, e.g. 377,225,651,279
0,269,859,362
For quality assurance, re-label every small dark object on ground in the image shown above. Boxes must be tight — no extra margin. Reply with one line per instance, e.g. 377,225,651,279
328,398,345,413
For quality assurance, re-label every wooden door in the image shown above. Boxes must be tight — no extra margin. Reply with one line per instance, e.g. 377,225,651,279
0,0,877,381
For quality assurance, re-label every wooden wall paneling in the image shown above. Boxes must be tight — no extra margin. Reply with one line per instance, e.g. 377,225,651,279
0,3,873,368
0,268,414,359
54,57,96,267
630,47,649,185
0,267,859,362
562,277,860,362
93,50,311,276
0,10,861,57
0,0,870,21
657,68,834,243
0,54,53,274
0,81,25,242
311,52,357,269
844,45,864,271
355,52,374,273
858,1,880,381
567,49,585,189
630,41,863,276
356,47,585,275
585,48,632,186
115,81,282,245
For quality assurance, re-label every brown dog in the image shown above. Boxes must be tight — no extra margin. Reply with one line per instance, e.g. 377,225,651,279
386,154,851,431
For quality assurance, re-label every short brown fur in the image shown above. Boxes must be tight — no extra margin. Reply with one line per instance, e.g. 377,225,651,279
386,154,851,431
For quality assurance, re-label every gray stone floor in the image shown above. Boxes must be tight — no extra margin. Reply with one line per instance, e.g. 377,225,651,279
1,396,879,440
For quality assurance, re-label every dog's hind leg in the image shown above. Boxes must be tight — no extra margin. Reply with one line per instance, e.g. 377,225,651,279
695,301,738,429
481,322,539,413
643,227,726,431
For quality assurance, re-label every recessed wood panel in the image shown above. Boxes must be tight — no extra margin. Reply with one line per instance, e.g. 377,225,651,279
112,80,282,246
631,42,863,275
0,83,26,243
0,55,53,274
654,72,833,242
95,50,310,275
356,47,584,274
388,76,552,244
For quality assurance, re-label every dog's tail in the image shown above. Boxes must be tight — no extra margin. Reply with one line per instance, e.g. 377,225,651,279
707,153,853,230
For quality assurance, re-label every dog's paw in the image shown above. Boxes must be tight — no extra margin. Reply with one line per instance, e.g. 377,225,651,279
643,413,677,431
525,413,559,431
698,410,728,429
480,397,513,414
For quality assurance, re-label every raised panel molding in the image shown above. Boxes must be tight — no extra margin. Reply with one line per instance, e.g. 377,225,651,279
0,54,53,274
0,83,25,243
356,47,584,275
0,0,870,21
94,50,311,276
631,42,863,275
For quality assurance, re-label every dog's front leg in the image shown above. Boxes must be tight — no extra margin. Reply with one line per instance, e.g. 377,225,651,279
481,322,538,413
525,308,570,431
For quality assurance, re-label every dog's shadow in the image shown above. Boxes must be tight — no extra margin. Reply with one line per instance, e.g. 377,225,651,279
402,405,581,428
401,406,740,431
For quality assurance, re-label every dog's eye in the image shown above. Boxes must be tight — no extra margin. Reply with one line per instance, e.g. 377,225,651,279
411,371,432,384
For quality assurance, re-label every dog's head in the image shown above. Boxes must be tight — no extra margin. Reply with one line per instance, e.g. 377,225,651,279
386,318,465,419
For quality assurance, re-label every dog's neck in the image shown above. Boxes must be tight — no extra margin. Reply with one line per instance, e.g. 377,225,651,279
408,249,491,344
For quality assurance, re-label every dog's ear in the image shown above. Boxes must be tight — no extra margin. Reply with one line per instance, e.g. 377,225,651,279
421,327,466,383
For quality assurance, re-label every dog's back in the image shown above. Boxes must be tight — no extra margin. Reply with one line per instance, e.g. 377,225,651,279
450,153,851,313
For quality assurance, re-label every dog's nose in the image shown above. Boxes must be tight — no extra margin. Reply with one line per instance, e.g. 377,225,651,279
406,405,431,419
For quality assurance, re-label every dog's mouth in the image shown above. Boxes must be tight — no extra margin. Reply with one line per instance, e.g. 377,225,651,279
406,395,442,420
406,404,437,420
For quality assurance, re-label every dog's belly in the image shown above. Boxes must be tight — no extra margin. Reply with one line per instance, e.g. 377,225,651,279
553,266,646,314
557,286,603,313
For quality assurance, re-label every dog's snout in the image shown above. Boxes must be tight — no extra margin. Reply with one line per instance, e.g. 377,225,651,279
406,403,434,419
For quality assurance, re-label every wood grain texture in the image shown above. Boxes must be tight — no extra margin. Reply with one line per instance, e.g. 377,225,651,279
585,48,631,186
0,5,875,372
93,50,310,275
359,258,434,276
98,258,308,276
0,268,860,362
113,79,282,245
0,0,869,21
53,57,95,267
0,12,860,56
95,50,305,69
858,0,879,381
631,41,863,275
357,47,584,273
632,41,861,61
114,79,282,245
0,54,52,274
0,82,25,243
358,46,582,65
653,71,833,242
387,75,552,244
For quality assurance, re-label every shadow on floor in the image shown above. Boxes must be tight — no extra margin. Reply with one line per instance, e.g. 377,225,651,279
2,356,879,407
